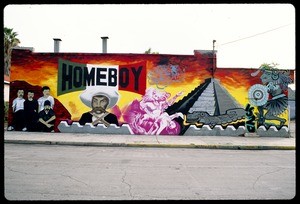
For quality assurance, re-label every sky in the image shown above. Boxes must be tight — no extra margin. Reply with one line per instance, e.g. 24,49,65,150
4,4,295,70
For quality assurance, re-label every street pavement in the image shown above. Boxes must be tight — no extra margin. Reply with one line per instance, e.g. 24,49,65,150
4,120,296,150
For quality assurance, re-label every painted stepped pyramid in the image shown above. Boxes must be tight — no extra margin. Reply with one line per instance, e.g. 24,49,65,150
166,78,246,136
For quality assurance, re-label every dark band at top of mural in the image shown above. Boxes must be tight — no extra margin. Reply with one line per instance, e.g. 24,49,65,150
57,59,147,96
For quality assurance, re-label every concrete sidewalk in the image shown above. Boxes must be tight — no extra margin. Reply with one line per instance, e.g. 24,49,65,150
4,120,295,150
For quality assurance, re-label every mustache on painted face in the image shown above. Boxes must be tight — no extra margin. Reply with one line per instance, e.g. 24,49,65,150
93,107,105,113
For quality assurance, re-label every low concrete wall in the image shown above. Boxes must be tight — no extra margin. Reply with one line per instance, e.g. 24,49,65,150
288,100,295,120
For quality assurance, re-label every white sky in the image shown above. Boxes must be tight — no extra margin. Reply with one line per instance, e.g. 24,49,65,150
4,4,295,69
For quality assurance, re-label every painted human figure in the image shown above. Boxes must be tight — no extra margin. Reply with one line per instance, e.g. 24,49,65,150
251,64,293,127
139,88,183,134
147,111,184,135
79,95,119,127
38,86,55,112
23,90,39,131
37,100,56,132
7,89,26,131
127,87,183,135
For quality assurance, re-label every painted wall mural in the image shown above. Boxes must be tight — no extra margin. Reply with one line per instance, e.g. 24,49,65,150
247,63,293,136
8,49,294,136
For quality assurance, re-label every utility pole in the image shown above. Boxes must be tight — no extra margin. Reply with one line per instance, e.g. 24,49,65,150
212,40,216,78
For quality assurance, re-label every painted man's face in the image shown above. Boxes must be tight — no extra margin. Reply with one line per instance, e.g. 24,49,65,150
27,92,34,100
43,89,50,97
17,90,24,98
44,105,51,111
91,95,109,113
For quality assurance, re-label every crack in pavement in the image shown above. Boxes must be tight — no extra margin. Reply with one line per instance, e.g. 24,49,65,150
5,166,52,176
6,166,89,187
121,171,134,199
252,167,285,191
60,174,89,186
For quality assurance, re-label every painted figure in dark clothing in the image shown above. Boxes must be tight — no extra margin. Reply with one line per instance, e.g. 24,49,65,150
7,89,25,131
250,63,293,127
79,95,119,127
37,100,56,132
23,90,39,131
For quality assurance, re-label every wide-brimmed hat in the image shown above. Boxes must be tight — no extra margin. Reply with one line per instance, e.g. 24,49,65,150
80,86,120,109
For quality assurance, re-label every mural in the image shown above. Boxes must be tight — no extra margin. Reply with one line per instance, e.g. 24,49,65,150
7,49,294,136
247,63,293,133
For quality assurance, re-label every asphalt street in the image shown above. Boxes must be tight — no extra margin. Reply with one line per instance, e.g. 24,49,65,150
4,143,295,200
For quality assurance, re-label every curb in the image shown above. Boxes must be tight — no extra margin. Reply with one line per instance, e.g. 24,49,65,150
4,140,127,147
128,143,296,150
4,139,296,150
